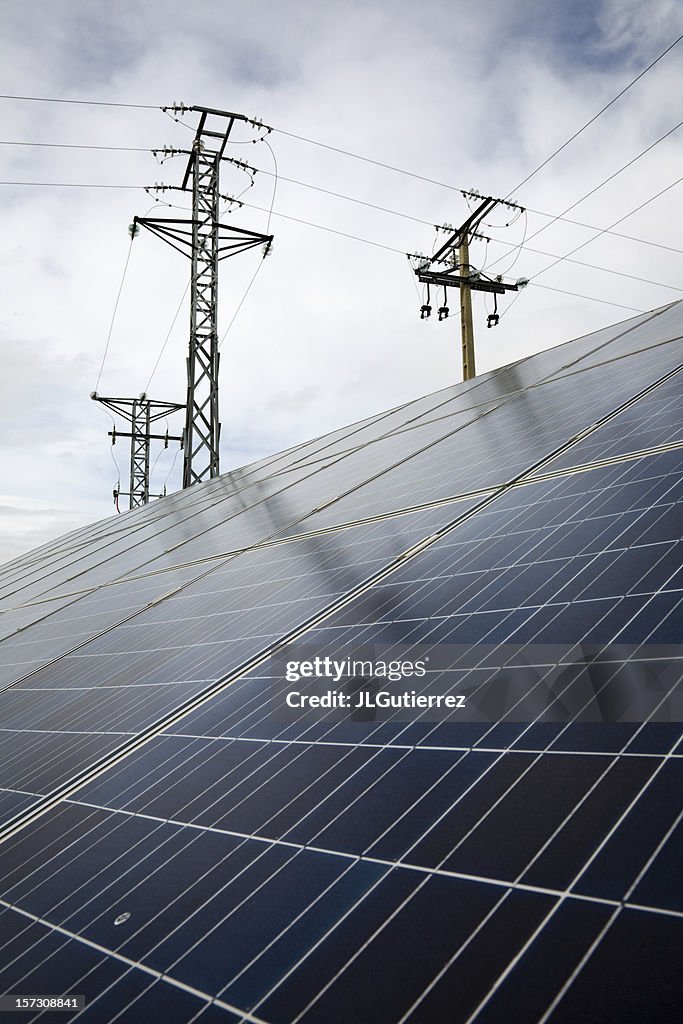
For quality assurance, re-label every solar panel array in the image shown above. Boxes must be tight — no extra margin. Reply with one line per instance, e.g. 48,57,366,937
0,300,682,1023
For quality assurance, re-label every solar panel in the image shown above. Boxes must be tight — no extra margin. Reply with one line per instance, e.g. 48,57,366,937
0,301,681,1023
0,503,474,825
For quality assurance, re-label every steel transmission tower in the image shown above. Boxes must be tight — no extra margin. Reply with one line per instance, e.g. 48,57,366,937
411,191,526,381
91,393,184,510
135,106,274,488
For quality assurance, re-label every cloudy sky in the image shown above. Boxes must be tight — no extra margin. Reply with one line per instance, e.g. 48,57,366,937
0,0,682,562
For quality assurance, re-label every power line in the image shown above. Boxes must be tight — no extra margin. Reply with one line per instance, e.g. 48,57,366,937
0,93,158,109
5,172,666,318
241,198,406,254
262,108,683,257
265,125,468,194
524,208,683,254
1,160,678,255
95,236,135,391
148,430,168,486
2,118,683,258
239,198,655,313
493,236,683,292
3,86,682,262
0,85,677,225
217,138,279,349
93,405,123,490
3,93,670,384
162,444,182,492
143,283,189,393
1,131,679,252
486,116,683,272
255,110,683,256
0,135,439,225
491,210,528,278
244,168,683,290
262,137,278,235
0,140,149,153
521,118,683,247
251,166,683,259
0,180,141,188
1,172,680,275
0,172,678,295
530,283,646,312
255,167,436,227
218,261,266,349
0,156,676,314
530,174,683,283
505,31,683,198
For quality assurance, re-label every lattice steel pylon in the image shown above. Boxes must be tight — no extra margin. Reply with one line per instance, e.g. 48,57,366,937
135,106,274,488
91,393,184,510
187,142,221,485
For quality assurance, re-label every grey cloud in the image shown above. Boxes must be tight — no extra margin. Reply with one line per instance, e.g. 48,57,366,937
1,0,682,563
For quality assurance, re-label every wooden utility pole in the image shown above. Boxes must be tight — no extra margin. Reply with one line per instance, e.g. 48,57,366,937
413,191,525,382
458,236,476,380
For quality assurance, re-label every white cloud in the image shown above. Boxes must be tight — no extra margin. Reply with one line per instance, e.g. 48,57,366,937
0,0,682,563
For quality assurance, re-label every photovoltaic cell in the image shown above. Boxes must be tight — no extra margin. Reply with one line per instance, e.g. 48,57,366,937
0,503,471,821
531,369,683,473
0,301,681,1023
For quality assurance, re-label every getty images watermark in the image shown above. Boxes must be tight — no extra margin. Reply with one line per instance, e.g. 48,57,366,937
269,644,683,724
283,654,466,713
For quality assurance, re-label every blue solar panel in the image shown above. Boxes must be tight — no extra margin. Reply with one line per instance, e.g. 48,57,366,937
0,301,681,1023
0,503,471,824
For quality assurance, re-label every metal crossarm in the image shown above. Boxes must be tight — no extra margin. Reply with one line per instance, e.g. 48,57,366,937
91,394,184,509
135,107,274,489
411,192,525,381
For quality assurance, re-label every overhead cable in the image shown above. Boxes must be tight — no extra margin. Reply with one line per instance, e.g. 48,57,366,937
94,236,135,391
505,31,683,198
529,175,683,283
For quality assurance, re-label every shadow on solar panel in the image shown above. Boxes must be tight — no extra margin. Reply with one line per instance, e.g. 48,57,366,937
0,301,681,1023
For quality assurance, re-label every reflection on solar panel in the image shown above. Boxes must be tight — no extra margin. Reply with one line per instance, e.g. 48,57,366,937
0,300,682,1023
